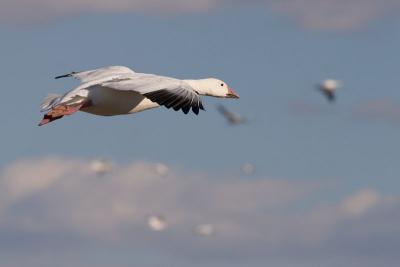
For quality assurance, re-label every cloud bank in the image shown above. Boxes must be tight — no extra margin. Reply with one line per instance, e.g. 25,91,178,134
0,0,217,23
1,0,400,30
268,0,400,30
0,157,399,266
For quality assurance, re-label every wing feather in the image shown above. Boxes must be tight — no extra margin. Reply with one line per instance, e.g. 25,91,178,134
101,73,204,115
55,66,135,83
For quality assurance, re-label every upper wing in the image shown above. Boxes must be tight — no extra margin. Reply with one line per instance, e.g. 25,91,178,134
48,67,136,110
55,66,135,83
100,73,205,115
319,88,335,102
324,91,335,102
42,66,136,114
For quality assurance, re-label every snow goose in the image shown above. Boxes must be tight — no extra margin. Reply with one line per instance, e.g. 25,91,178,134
194,224,215,237
90,158,113,176
317,79,342,103
147,215,168,232
39,66,239,126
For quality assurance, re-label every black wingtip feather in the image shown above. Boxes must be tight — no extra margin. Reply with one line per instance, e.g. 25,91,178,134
192,105,199,115
55,71,77,80
144,89,204,115
182,106,190,114
199,102,205,111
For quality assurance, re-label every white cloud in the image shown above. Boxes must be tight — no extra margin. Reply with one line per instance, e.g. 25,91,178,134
340,189,381,217
0,158,84,214
267,0,400,30
0,0,217,23
1,0,399,30
0,158,316,241
0,157,399,267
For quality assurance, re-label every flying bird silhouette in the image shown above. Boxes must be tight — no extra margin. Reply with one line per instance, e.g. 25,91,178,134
39,66,239,126
147,215,167,232
90,158,113,176
317,79,342,103
194,224,215,236
216,104,247,125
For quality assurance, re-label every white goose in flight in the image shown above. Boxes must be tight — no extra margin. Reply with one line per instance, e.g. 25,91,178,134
39,66,239,126
317,79,342,103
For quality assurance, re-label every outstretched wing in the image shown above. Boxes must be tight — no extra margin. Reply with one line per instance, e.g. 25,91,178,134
48,67,137,110
40,66,136,125
324,90,336,102
55,66,135,83
217,104,247,125
100,73,205,115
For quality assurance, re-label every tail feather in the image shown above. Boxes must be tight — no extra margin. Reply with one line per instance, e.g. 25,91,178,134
40,93,62,112
38,99,91,126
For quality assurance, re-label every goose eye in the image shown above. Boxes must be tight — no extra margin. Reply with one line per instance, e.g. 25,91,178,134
221,83,224,87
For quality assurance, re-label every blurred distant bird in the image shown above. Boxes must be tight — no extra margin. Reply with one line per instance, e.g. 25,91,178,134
147,215,167,232
217,104,247,125
194,224,215,236
39,66,239,126
317,79,342,103
90,158,113,176
242,163,255,175
154,163,170,177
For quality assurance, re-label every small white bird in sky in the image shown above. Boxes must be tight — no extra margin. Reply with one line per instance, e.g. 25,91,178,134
147,215,168,232
90,158,113,176
154,163,170,177
317,79,342,103
39,66,239,126
242,163,255,175
194,224,215,236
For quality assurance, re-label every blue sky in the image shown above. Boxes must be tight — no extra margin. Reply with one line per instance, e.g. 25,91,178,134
1,1,400,267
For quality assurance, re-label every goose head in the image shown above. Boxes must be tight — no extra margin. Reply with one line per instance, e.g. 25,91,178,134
185,78,239,99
